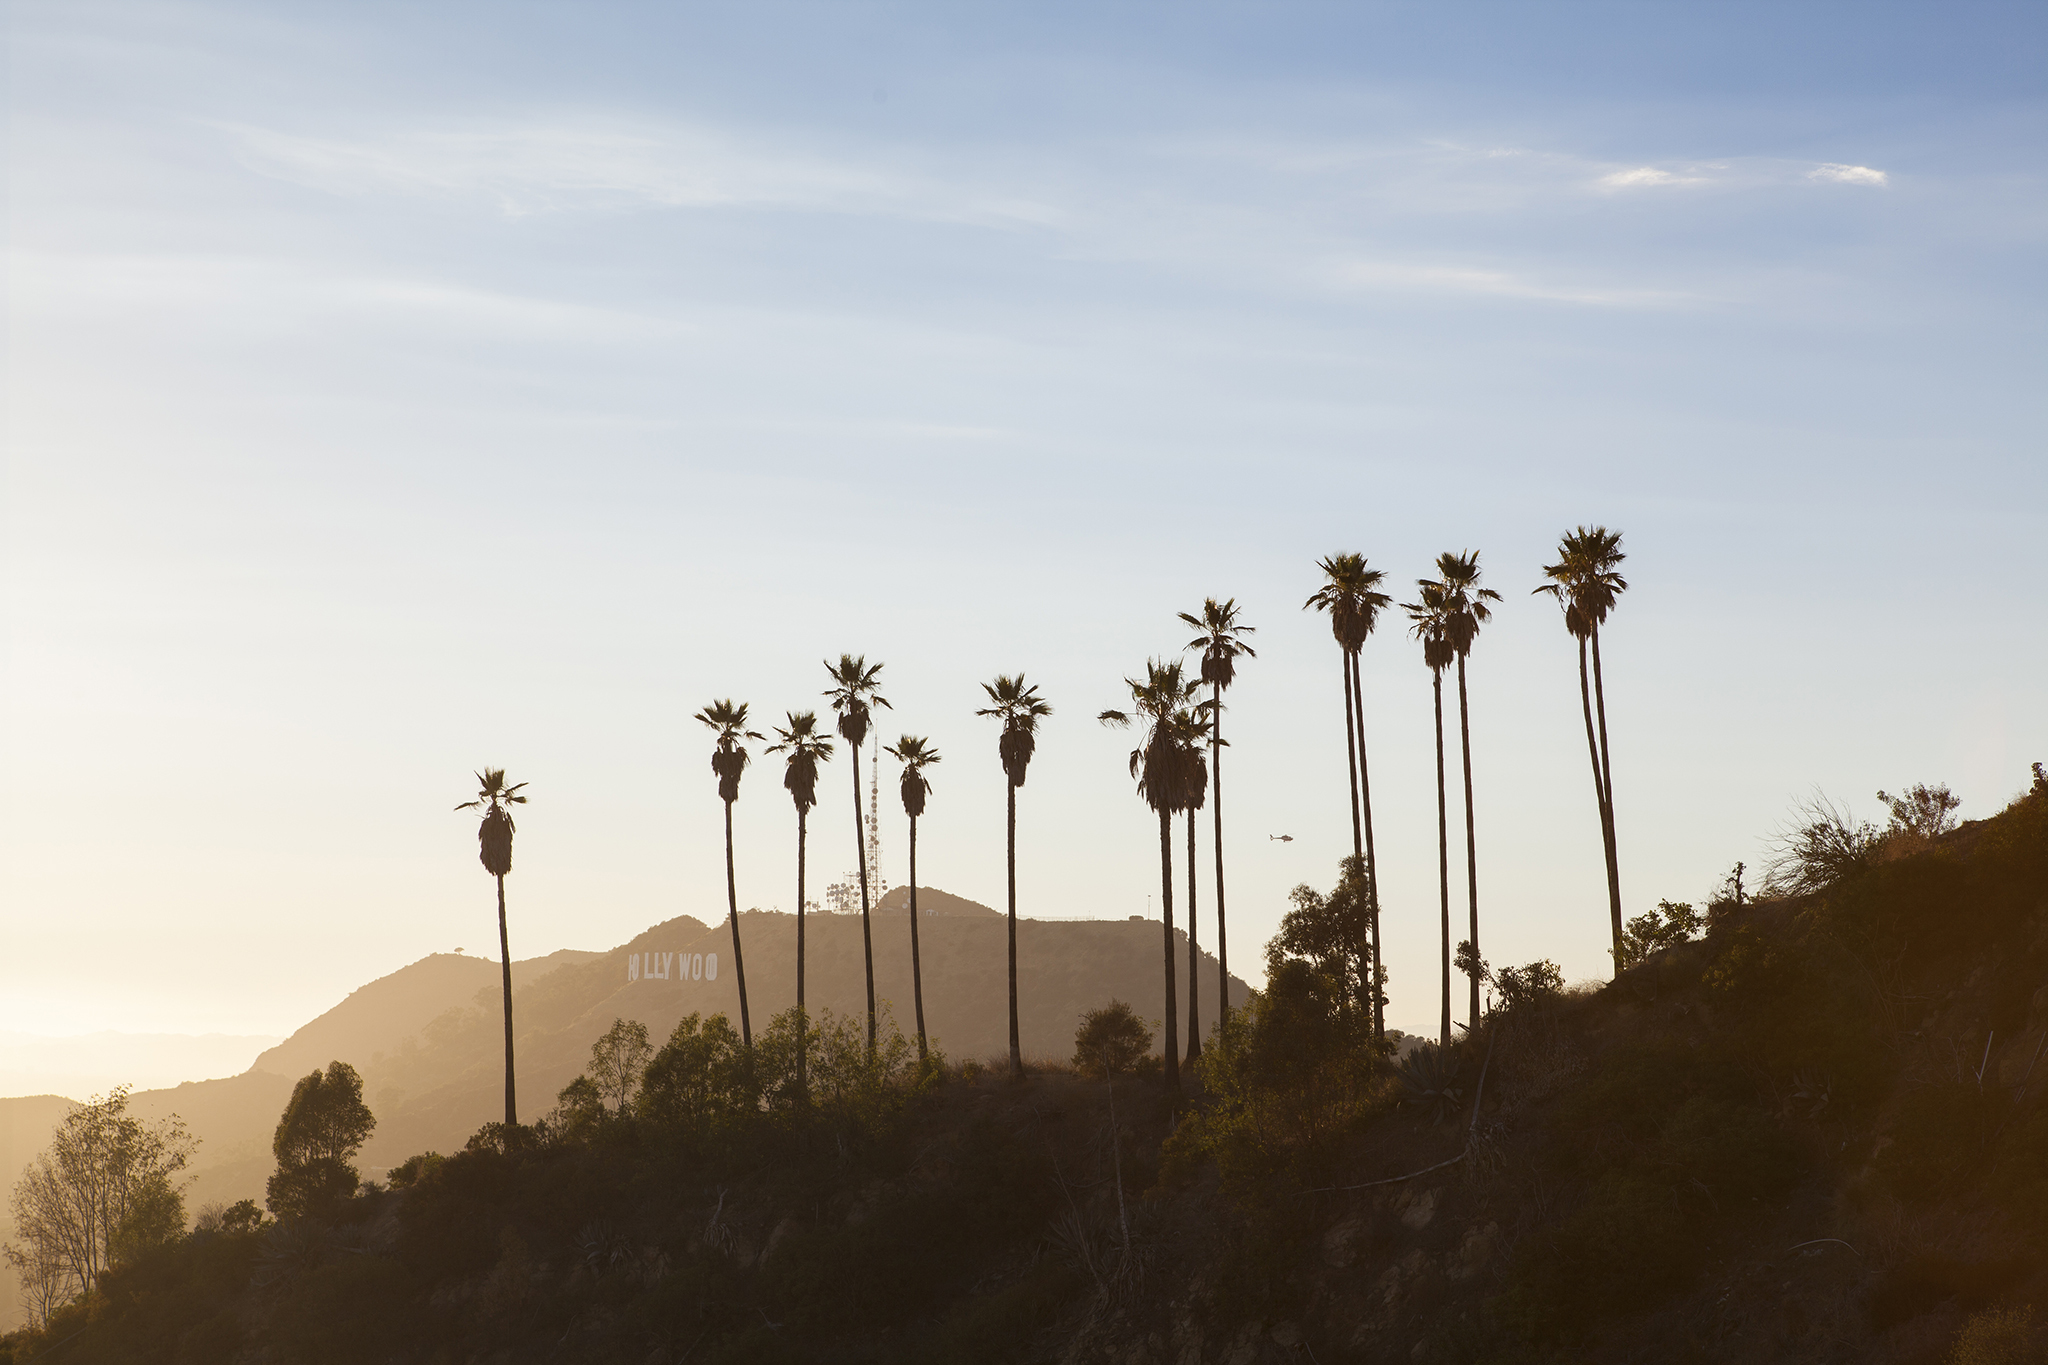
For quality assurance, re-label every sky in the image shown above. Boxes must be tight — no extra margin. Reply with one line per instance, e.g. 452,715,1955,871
4,1,2043,1051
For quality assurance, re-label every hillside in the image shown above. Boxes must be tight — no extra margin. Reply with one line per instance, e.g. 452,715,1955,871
5,779,2042,1363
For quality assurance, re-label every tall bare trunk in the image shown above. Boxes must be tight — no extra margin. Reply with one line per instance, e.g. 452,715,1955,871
796,806,808,1094
909,815,927,1064
496,874,516,1128
725,800,751,1047
1342,651,1362,860
1211,679,1230,1024
1433,669,1450,1050
1350,650,1384,1043
1159,806,1180,1100
1185,808,1200,1063
1007,780,1022,1079
1590,627,1623,964
853,744,877,1052
1577,634,1620,973
1456,654,1480,1034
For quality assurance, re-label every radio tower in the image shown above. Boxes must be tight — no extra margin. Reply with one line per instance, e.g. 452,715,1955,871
866,736,887,907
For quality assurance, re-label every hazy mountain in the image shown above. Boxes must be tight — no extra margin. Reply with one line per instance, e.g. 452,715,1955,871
0,1032,282,1103
0,896,1248,1330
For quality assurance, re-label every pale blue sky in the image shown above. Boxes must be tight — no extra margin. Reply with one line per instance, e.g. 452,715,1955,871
4,1,2042,1045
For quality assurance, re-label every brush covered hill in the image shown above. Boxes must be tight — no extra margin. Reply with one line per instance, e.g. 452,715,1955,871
7,782,2045,1364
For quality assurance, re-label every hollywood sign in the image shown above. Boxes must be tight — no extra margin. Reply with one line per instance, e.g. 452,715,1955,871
627,951,718,983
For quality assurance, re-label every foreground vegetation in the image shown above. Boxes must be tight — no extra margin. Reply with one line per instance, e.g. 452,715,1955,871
8,769,2045,1363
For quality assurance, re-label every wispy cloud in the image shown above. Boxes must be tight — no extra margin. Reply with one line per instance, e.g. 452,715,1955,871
1809,163,1889,187
1331,258,1694,308
1597,166,1711,190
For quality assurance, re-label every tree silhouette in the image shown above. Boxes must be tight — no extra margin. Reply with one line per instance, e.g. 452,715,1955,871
1305,555,1393,1040
1100,658,1204,1100
1178,598,1256,1026
1426,551,1501,1035
824,655,892,1051
266,1061,375,1220
1536,527,1629,974
1404,586,1456,1048
456,768,527,1125
768,709,834,1091
695,701,764,1046
884,734,942,1066
1176,701,1210,1062
978,674,1052,1079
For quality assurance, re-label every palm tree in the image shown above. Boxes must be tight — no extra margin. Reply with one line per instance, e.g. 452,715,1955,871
456,768,528,1128
695,700,764,1046
1422,551,1502,1036
767,710,833,1091
1403,587,1456,1048
824,655,891,1051
1100,659,1203,1100
1174,702,1210,1063
1305,555,1392,1040
884,735,942,1065
977,674,1053,1079
1177,598,1256,1025
1536,527,1629,974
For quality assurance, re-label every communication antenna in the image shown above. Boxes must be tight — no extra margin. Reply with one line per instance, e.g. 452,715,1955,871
866,735,887,906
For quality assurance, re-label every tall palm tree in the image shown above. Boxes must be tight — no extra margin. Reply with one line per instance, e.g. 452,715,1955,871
1174,702,1210,1063
1403,587,1456,1048
456,768,528,1128
695,700,764,1047
767,710,833,1092
824,655,891,1051
1423,551,1502,1035
884,735,942,1065
1536,527,1629,974
1177,598,1255,1025
1305,556,1393,1040
977,674,1052,1079
1100,659,1203,1100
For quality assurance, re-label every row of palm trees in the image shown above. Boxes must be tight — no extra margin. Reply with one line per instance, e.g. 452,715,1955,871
459,526,1628,1121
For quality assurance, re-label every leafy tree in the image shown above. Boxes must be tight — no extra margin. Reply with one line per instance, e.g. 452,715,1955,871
1616,901,1703,971
1404,582,1457,1047
769,709,835,1090
977,673,1053,1079
1074,1001,1154,1247
1877,783,1961,841
4,1088,196,1324
695,700,765,1046
587,1018,654,1114
824,655,892,1050
455,768,528,1126
1305,555,1394,1040
266,1061,375,1221
884,734,942,1065
1424,550,1502,1042
1536,527,1629,973
1178,598,1257,1026
1100,658,1206,1100
1270,858,1375,1027
638,1013,758,1143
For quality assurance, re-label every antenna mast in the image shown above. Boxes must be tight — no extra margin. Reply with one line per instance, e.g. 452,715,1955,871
866,735,886,907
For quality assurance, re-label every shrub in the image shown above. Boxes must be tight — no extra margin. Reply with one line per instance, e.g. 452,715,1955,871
1947,1305,2038,1365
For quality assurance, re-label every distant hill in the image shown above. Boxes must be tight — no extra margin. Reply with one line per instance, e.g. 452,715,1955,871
0,894,1249,1328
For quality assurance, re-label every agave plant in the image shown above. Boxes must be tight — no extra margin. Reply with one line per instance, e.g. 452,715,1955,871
1395,1044,1466,1126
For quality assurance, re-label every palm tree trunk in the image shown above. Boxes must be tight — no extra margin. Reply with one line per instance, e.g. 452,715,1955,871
496,873,516,1128
1211,680,1230,1025
796,806,808,1095
1159,806,1180,1100
909,814,927,1065
853,744,877,1053
1576,634,1621,973
1456,655,1480,1034
1006,780,1022,1079
1432,669,1450,1050
1590,627,1623,963
1185,808,1200,1064
724,799,751,1047
1350,652,1384,1044
1341,651,1363,860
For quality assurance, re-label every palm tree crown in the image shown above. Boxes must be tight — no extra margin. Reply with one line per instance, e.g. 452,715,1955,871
1535,526,1627,636
823,654,891,749
1428,550,1503,658
1097,659,1206,813
1179,597,1258,689
978,675,1053,786
1305,554,1392,655
767,710,834,812
695,700,764,803
885,735,941,818
456,768,528,877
